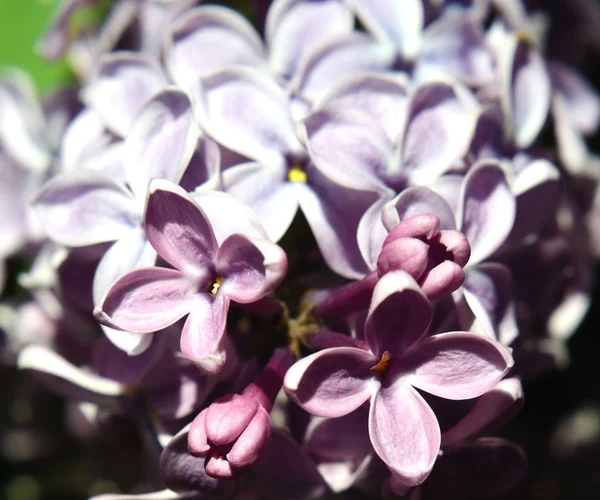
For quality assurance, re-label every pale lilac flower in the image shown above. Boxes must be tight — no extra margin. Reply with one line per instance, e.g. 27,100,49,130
284,270,513,491
95,180,288,373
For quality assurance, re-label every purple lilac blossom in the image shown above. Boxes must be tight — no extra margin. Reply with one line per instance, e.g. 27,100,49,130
2,0,599,498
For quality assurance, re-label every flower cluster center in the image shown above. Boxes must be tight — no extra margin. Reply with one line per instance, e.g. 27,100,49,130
370,352,391,374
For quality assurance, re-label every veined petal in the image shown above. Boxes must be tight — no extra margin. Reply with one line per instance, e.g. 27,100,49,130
369,383,439,487
81,52,167,137
284,347,376,418
267,0,354,79
457,160,515,265
33,171,139,247
365,270,432,357
348,0,423,59
166,5,265,90
217,234,287,303
144,180,218,283
405,332,513,400
96,267,195,333
180,293,230,374
125,88,199,204
192,67,302,166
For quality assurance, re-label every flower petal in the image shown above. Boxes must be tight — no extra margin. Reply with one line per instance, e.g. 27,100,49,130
267,0,354,79
315,73,408,142
399,82,477,185
365,270,432,357
33,171,139,247
382,186,456,233
405,332,513,400
193,67,302,166
369,383,439,487
463,263,519,345
217,234,287,303
348,0,423,58
457,160,515,264
18,345,129,405
297,173,375,279
82,52,167,137
95,267,195,333
125,88,199,204
284,347,376,418
180,293,230,374
293,33,397,103
144,180,218,283
165,5,264,90
219,161,296,243
192,189,267,244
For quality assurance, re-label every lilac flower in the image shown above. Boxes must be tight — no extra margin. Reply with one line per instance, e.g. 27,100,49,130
284,270,513,491
95,180,288,373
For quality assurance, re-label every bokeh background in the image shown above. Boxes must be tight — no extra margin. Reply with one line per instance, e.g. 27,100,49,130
1,1,600,499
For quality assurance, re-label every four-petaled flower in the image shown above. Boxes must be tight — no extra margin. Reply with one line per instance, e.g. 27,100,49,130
284,270,513,491
95,179,288,374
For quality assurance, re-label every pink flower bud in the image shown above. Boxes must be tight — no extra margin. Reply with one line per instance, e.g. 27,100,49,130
378,215,471,299
188,393,272,478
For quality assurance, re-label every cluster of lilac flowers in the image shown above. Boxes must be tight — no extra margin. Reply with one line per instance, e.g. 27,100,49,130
1,0,600,497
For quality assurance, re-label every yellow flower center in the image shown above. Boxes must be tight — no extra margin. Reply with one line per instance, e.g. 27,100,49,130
288,165,307,183
210,277,225,295
370,352,391,374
